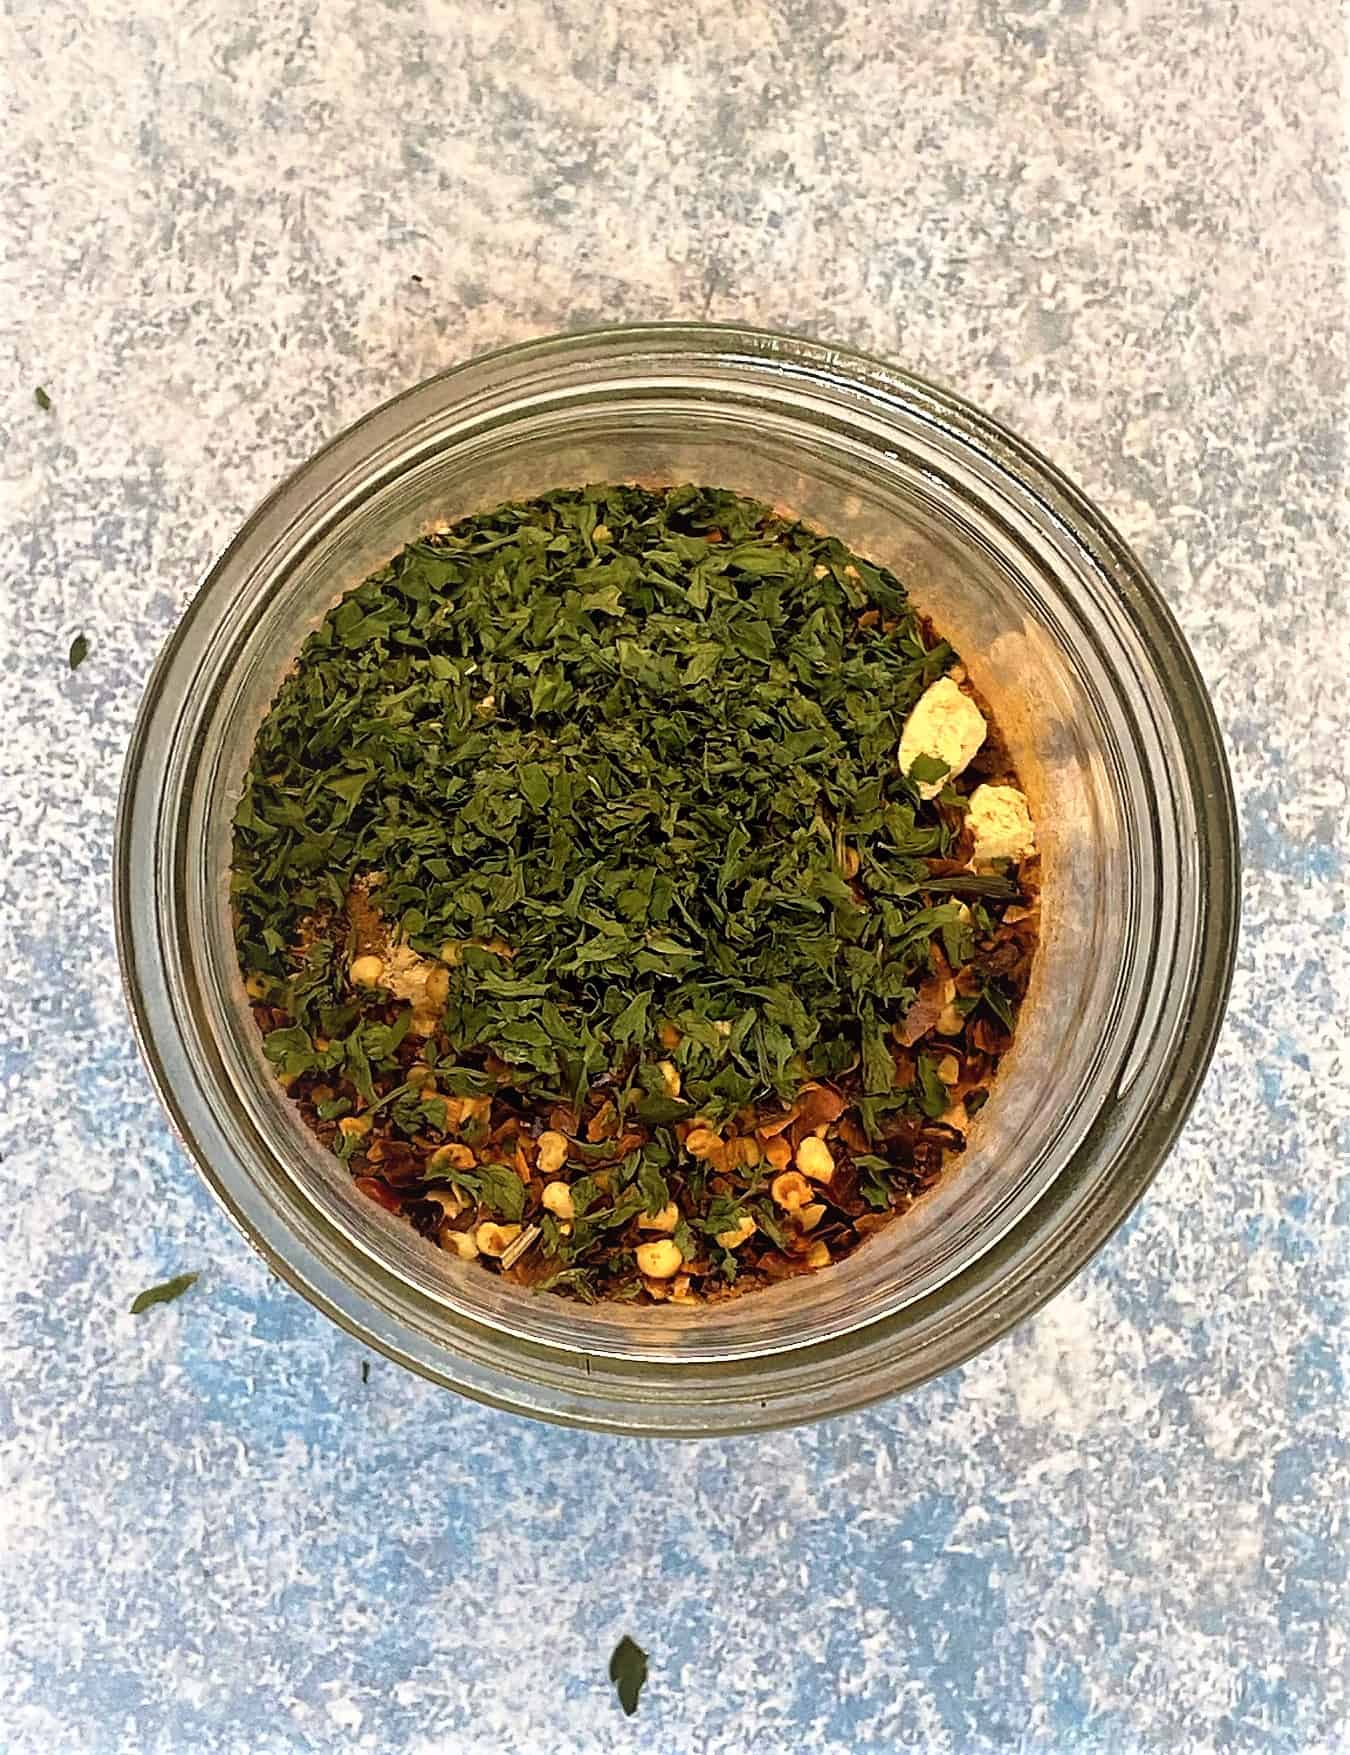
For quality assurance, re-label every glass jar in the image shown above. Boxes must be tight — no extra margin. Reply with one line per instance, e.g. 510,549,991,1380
114,324,1239,1436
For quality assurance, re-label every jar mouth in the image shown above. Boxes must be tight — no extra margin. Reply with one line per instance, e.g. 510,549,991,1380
115,323,1239,1434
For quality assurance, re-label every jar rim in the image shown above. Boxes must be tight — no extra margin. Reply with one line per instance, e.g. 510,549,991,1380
114,322,1240,1434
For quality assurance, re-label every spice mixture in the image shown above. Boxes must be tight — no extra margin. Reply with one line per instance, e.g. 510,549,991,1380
232,485,1038,1304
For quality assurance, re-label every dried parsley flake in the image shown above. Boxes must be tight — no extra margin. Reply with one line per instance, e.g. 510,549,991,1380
608,1635,648,1716
130,1272,199,1314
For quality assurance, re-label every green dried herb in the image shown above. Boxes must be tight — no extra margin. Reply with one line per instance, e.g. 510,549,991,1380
130,1272,198,1315
34,386,52,412
233,486,958,1119
608,1635,648,1716
232,485,1037,1302
906,752,950,786
916,1052,949,1119
982,980,1017,1031
854,1153,894,1210
425,1158,526,1222
68,633,89,670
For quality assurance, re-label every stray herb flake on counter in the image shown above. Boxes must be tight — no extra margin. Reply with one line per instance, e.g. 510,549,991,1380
609,1635,648,1716
233,485,1038,1305
130,1272,198,1314
34,386,52,412
68,633,89,671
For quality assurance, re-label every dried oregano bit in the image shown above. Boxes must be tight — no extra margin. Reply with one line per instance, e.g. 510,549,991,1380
905,752,950,788
853,1153,894,1211
915,1053,949,1119
608,1636,648,1717
130,1272,199,1315
425,1160,526,1224
981,980,1017,1031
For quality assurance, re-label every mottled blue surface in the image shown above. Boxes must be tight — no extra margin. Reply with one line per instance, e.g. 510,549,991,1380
1,1,1345,1750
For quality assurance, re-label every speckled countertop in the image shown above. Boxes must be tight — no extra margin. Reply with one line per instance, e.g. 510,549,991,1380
1,2,1345,1750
